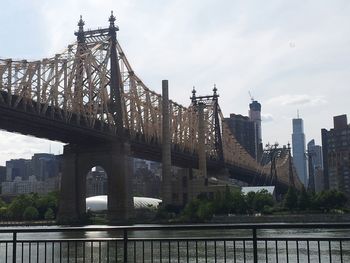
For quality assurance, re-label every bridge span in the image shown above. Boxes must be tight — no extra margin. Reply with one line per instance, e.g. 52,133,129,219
0,13,302,223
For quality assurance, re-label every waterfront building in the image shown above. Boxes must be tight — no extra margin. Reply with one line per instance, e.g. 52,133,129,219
0,166,6,183
31,153,59,181
321,114,350,196
5,159,31,181
307,139,324,192
1,153,61,196
133,158,150,171
1,175,59,195
225,114,257,159
225,99,264,161
86,167,107,197
292,117,309,187
133,160,161,198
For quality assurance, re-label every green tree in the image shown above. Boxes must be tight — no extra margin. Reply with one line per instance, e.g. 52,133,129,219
221,186,235,214
196,201,213,221
245,191,256,214
23,206,39,221
284,187,298,211
254,190,274,213
315,190,348,211
181,199,201,221
44,208,55,220
212,191,223,214
0,198,6,208
231,189,247,214
0,206,9,219
35,192,58,219
212,187,241,215
297,186,310,211
8,194,35,220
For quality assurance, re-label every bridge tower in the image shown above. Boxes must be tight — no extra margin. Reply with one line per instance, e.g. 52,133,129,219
264,142,279,186
182,86,225,200
58,13,134,224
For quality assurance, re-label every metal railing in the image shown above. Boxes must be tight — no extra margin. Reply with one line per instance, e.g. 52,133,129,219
0,223,349,262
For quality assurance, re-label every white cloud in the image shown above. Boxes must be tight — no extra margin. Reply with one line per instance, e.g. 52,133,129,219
261,114,274,122
0,131,63,165
266,94,327,107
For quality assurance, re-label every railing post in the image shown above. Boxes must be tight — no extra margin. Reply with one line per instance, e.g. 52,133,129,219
12,231,17,263
253,227,258,263
123,229,128,263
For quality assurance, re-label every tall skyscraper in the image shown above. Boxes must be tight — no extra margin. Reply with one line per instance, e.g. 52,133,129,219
292,117,308,187
307,139,324,192
225,114,257,159
249,100,263,161
321,114,350,196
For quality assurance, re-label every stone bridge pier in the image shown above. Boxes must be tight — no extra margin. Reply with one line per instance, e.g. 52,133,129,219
57,141,134,224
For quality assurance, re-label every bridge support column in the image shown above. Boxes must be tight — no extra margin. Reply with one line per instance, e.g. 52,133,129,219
57,142,134,225
107,142,134,223
161,80,173,207
57,145,85,224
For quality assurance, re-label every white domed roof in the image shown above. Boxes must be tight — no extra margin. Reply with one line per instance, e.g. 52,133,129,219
86,195,162,212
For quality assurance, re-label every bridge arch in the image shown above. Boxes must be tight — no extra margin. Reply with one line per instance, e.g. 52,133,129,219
57,142,134,224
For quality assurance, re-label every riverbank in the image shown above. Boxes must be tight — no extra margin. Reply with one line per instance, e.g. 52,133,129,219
1,213,350,226
210,213,350,223
0,220,56,227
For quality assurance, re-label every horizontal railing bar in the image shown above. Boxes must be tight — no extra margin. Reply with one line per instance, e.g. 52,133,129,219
1,237,349,243
0,238,124,242
260,237,350,241
6,238,253,242
1,222,350,233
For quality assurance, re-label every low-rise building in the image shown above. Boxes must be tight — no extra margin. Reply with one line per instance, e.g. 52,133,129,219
1,175,59,195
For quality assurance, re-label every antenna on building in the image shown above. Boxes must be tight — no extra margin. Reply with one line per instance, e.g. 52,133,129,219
297,109,300,119
248,91,254,102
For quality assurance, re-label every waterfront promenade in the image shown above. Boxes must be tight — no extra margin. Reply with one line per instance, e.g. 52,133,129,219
0,223,349,262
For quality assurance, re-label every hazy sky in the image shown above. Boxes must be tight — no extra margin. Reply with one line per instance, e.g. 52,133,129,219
0,0,349,165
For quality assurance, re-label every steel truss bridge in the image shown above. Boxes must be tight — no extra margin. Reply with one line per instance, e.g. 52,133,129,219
0,13,301,221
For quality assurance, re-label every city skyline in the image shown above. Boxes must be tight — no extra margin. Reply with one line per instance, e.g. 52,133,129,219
0,0,349,165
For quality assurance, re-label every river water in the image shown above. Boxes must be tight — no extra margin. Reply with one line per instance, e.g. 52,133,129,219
0,225,349,262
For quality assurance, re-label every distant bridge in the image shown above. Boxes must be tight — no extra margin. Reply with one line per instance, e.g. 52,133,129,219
0,13,301,222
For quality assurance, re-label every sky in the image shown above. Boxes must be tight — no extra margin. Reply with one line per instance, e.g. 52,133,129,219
0,0,349,165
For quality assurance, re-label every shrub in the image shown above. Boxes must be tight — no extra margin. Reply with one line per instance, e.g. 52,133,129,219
23,206,39,221
44,208,55,220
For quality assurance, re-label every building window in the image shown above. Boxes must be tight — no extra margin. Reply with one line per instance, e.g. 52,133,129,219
182,176,187,188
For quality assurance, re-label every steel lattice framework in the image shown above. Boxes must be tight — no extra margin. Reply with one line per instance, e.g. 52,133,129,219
0,14,301,190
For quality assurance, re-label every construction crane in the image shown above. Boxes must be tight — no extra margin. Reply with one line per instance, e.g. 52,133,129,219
248,91,254,102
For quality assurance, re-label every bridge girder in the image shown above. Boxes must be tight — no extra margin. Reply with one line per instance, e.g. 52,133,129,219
0,14,299,192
